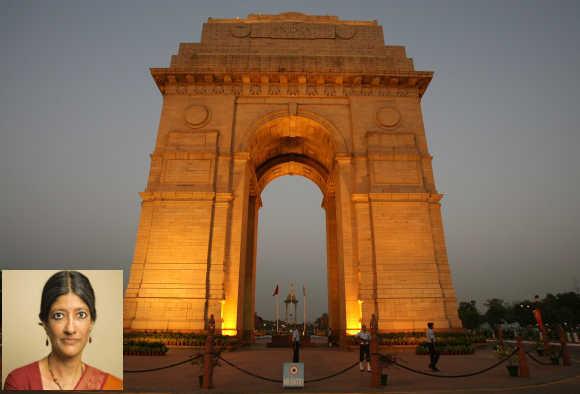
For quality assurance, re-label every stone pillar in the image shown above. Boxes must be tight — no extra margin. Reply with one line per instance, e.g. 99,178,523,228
334,156,359,334
124,192,214,331
353,194,378,325
208,192,232,331
241,194,260,339
427,195,462,328
323,193,340,333
222,154,251,336
124,200,155,329
369,193,460,331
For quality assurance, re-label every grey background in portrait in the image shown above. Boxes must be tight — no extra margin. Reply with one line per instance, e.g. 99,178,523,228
1,270,123,386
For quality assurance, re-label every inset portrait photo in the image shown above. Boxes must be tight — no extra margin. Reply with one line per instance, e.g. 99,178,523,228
2,270,123,390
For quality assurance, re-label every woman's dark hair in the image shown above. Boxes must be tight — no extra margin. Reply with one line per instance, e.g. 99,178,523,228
39,271,96,323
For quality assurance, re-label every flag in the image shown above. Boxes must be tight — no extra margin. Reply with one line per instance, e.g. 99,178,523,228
302,285,306,297
272,284,279,296
533,308,544,332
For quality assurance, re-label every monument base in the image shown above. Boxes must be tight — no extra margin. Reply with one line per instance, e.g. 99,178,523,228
267,335,312,347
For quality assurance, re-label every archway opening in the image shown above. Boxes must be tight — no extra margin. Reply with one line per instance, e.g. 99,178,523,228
255,176,327,334
237,114,343,337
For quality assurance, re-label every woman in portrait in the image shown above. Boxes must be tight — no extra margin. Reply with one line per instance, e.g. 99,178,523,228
3,271,122,390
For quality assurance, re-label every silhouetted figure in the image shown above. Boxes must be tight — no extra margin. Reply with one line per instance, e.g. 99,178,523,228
427,322,440,372
356,324,371,372
291,326,301,362
327,327,333,347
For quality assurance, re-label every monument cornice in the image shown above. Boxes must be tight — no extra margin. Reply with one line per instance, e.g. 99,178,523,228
150,69,432,98
367,150,424,161
140,191,216,202
367,192,444,203
208,12,378,26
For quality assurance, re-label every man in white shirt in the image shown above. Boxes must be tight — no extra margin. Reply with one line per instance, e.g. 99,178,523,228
291,326,301,362
427,322,440,372
356,324,371,372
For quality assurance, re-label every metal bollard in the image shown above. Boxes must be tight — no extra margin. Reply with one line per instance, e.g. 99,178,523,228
203,334,214,389
516,336,530,377
557,325,571,366
369,314,380,387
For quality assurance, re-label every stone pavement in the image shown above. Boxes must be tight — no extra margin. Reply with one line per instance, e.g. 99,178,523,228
123,344,580,393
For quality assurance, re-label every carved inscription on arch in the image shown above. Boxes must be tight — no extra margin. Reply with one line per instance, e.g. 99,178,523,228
251,22,335,39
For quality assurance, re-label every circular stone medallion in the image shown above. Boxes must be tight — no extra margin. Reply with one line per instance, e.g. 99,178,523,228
184,105,209,128
230,24,251,38
376,107,401,128
335,25,356,39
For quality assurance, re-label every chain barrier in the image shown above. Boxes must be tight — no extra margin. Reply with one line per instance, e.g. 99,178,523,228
525,351,554,366
304,361,359,383
217,355,360,384
216,355,281,383
124,353,202,373
379,347,519,378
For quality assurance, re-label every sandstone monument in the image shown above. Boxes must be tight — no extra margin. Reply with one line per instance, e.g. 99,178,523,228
124,12,462,336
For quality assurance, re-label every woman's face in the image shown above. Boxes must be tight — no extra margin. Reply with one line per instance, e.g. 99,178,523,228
44,292,93,359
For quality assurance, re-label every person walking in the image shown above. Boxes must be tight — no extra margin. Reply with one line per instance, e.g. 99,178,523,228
356,324,371,372
291,326,301,362
427,322,440,372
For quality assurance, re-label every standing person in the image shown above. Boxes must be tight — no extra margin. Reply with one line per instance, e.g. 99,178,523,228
291,326,301,362
327,327,333,348
356,324,371,372
426,322,440,372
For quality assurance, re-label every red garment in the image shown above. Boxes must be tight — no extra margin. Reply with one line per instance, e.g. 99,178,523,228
4,361,122,391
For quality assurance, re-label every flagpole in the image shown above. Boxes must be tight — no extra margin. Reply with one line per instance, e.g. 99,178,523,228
276,292,279,334
303,286,307,336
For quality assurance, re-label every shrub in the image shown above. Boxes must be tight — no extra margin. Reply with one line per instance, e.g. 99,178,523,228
123,340,168,356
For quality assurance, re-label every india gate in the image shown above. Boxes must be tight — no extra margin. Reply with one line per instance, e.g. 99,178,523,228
124,12,462,336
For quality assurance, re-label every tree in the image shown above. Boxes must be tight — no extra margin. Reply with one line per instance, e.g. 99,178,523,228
314,313,329,330
540,292,580,327
254,312,264,330
458,300,481,330
508,299,535,327
484,298,508,327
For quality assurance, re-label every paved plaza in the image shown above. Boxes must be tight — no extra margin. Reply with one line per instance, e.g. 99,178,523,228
123,343,580,393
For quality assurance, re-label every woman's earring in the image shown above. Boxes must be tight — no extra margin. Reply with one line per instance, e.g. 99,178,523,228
89,336,92,344
45,338,49,346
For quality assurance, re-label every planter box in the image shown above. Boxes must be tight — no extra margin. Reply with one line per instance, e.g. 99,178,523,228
380,373,388,386
506,365,519,377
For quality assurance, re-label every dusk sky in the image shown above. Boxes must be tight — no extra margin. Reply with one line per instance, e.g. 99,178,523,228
1,1,579,321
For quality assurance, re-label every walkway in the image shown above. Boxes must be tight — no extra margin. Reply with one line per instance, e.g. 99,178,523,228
123,344,580,393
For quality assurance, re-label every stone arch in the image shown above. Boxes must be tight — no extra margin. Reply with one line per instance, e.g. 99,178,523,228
235,112,344,336
242,112,343,197
238,110,350,156
256,154,329,195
